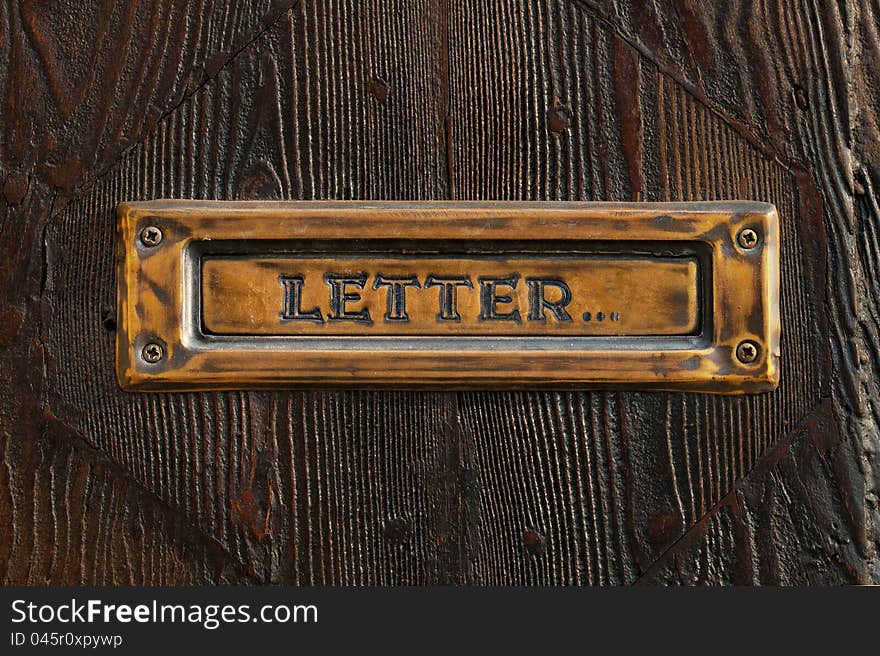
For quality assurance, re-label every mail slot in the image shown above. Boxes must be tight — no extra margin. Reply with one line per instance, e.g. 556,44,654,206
200,254,701,336
116,200,779,393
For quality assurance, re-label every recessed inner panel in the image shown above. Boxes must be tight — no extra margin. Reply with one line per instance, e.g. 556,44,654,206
200,249,702,337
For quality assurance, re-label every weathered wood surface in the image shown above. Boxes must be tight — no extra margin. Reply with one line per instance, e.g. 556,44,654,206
639,401,865,585
0,0,875,584
590,0,879,579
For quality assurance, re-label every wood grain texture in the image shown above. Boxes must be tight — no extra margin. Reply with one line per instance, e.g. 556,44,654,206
42,3,463,584
0,0,298,585
638,401,867,584
1,0,874,584
43,0,822,585
1,411,249,585
1,0,297,301
584,0,879,576
446,0,825,583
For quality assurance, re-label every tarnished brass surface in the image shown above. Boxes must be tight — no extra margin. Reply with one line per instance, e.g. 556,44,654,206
202,256,700,336
116,200,780,393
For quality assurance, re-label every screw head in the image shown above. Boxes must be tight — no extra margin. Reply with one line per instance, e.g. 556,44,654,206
140,225,163,247
737,227,759,250
735,340,760,364
141,342,164,363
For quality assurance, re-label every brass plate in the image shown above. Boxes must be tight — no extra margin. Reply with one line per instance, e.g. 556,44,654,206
201,256,700,336
116,200,780,393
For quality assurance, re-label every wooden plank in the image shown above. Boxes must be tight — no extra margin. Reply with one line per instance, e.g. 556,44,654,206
446,0,824,583
0,398,250,585
1,0,871,585
41,0,827,584
638,401,869,584
0,0,301,585
41,3,464,584
587,0,877,578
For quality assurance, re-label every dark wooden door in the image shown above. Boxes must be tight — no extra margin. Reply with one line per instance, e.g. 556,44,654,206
1,0,875,585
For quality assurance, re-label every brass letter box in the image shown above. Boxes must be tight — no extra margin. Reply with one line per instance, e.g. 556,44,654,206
117,200,779,393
